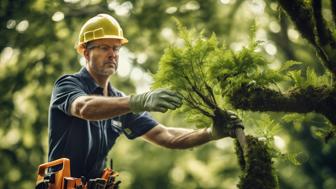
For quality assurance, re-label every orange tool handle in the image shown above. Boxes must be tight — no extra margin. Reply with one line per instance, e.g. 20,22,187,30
37,158,70,176
36,158,71,189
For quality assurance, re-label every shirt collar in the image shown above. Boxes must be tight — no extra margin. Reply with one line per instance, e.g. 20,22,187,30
78,67,116,96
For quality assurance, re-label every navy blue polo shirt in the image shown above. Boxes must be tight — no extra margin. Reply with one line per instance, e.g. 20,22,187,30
48,67,158,179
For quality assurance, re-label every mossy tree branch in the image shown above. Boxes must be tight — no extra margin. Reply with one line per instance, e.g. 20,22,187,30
277,0,316,45
332,0,336,25
312,0,332,46
230,83,336,125
277,0,336,77
235,136,278,189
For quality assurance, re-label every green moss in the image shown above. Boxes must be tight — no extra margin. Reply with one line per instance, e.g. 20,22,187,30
235,136,278,189
230,83,336,125
230,83,287,112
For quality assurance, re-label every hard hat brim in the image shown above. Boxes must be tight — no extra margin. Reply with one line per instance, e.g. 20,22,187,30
76,36,128,55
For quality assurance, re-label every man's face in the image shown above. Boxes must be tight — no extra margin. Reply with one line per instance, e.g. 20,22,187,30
84,38,122,76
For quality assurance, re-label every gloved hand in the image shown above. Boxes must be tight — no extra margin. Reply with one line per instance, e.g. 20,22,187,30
129,89,183,113
208,109,244,139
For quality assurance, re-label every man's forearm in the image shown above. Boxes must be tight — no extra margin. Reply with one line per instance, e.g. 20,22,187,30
72,96,131,120
165,127,213,149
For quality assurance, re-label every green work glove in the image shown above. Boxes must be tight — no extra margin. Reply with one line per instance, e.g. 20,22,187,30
129,89,183,113
208,109,244,139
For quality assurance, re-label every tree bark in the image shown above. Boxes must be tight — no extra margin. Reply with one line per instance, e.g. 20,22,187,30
230,83,336,125
277,0,336,77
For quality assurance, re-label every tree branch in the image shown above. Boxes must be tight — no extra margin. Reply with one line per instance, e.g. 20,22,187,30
332,0,336,25
277,0,336,77
186,89,211,112
192,85,217,109
183,73,217,110
184,95,213,118
230,83,336,125
312,0,332,46
205,83,217,106
277,0,316,45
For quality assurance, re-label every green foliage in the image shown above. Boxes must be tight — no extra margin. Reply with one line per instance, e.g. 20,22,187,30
2,0,336,189
154,23,283,189
153,23,281,126
285,152,309,166
283,113,335,142
249,114,282,139
153,23,220,126
207,42,282,98
153,22,336,188
244,113,308,166
281,60,334,88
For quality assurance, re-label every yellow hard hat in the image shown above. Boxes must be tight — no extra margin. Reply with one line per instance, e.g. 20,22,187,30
76,14,128,55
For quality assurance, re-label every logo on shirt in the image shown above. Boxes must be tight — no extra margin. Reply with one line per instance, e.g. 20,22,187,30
124,128,132,135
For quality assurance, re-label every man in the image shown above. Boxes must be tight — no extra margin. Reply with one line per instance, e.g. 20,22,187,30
48,14,243,179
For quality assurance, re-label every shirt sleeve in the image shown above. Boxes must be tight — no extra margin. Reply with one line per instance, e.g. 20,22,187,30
121,112,158,139
51,75,87,115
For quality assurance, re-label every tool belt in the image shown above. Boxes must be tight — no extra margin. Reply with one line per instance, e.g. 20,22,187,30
35,158,121,189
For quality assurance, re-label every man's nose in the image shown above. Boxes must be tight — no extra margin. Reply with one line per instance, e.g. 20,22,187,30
108,48,118,57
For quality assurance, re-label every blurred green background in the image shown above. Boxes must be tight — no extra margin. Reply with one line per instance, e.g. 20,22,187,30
1,0,335,188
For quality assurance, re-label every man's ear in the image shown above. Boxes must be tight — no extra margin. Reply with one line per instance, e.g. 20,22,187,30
83,49,90,61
